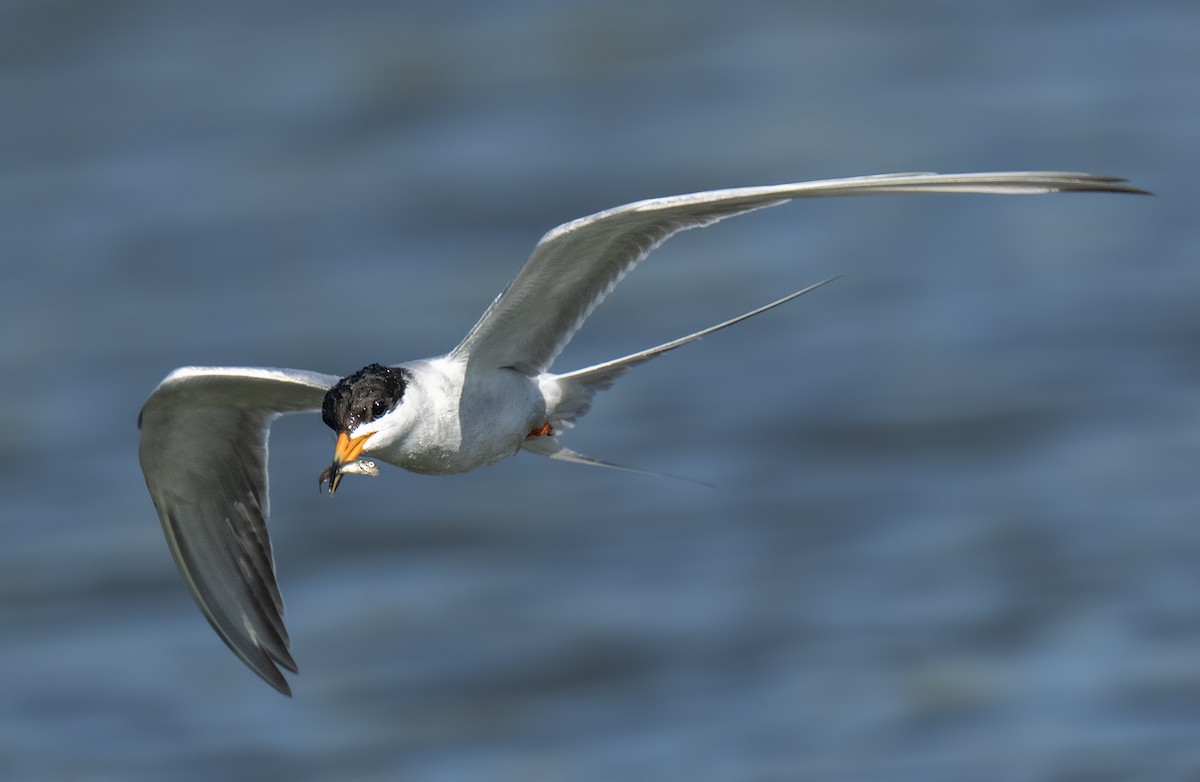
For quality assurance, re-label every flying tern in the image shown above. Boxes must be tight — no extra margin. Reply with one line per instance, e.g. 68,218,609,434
138,171,1145,694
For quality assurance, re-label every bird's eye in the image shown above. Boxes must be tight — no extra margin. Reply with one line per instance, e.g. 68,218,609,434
371,399,388,419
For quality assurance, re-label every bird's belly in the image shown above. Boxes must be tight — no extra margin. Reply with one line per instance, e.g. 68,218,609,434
390,431,524,476
383,368,545,476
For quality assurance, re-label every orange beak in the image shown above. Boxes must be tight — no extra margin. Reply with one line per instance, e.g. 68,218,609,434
326,432,371,495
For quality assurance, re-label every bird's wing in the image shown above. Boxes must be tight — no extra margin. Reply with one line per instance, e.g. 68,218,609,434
451,172,1145,376
137,366,338,696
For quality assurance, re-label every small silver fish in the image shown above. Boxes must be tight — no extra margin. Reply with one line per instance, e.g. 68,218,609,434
318,458,380,494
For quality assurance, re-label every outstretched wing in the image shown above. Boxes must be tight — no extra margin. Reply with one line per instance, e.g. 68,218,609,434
451,171,1146,376
138,366,338,695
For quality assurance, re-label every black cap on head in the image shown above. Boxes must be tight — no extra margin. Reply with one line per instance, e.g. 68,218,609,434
322,363,408,433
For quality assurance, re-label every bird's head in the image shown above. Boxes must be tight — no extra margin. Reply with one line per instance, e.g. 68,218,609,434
319,363,411,494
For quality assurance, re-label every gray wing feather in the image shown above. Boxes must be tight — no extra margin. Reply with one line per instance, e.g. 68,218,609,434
451,172,1146,376
138,366,338,695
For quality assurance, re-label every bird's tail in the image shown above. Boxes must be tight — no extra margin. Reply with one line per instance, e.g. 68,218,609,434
526,277,837,468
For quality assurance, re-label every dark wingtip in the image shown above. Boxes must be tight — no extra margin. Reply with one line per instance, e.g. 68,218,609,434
270,674,293,697
206,621,298,695
257,655,295,696
1097,179,1153,196
1079,177,1152,196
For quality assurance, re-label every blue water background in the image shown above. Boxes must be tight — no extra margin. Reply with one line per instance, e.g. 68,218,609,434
1,1,1194,779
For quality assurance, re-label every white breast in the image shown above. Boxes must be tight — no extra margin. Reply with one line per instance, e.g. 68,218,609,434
374,357,545,476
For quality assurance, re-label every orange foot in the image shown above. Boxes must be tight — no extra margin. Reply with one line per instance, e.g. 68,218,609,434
528,421,553,437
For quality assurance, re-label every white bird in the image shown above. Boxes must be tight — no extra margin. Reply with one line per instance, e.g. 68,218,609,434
137,171,1145,694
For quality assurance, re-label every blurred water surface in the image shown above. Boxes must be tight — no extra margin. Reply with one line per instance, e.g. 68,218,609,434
1,1,1194,779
